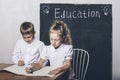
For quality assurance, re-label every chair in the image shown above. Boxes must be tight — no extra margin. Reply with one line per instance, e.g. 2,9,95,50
70,48,89,80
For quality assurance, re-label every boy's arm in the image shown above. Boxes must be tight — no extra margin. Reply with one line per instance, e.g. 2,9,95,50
12,41,24,66
25,58,45,73
48,59,71,75
12,53,24,66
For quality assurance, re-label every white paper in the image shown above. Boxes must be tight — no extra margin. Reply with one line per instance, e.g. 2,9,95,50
3,65,56,77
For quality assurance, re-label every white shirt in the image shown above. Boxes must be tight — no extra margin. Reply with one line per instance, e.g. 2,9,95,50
41,44,73,68
12,38,44,67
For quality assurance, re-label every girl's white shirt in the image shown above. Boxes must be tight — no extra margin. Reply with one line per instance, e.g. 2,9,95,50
12,38,45,67
41,44,73,68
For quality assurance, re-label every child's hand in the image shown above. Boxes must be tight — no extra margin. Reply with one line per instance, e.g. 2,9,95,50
18,60,24,66
48,68,61,75
31,63,41,72
31,62,38,67
25,67,33,73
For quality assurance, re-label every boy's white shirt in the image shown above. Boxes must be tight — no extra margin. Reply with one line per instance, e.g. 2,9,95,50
41,44,73,68
12,38,45,67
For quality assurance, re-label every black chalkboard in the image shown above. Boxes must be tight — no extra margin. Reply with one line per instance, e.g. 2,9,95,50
40,4,112,80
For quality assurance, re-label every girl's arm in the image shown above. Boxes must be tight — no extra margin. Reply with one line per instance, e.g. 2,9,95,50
48,59,71,75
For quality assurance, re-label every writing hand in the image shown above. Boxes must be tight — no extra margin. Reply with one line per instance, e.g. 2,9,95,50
30,63,41,72
25,67,33,73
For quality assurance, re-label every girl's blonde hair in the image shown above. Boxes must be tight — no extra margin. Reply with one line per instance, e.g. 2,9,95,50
49,20,72,45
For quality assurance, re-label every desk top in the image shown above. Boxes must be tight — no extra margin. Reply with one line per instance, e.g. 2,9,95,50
0,63,61,80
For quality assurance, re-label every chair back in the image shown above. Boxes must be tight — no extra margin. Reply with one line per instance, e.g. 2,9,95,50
71,48,89,80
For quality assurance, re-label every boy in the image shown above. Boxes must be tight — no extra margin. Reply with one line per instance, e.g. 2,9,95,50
12,22,45,68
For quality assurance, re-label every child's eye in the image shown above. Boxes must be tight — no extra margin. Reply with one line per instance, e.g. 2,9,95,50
50,39,53,41
55,39,60,42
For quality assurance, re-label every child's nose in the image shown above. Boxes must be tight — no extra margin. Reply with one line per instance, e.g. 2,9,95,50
52,41,56,44
26,38,30,41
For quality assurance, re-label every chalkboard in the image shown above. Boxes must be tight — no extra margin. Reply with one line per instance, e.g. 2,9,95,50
40,4,112,80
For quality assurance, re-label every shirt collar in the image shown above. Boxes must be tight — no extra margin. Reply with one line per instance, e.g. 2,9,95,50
50,44,64,51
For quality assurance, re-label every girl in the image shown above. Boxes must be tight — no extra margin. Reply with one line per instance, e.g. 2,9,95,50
26,20,73,79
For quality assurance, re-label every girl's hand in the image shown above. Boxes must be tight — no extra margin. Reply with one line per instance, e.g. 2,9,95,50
18,60,24,66
48,68,62,75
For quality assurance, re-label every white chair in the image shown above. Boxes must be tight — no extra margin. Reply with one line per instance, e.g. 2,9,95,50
70,48,89,80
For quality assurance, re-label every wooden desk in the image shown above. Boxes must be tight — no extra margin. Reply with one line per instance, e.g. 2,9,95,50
0,63,63,80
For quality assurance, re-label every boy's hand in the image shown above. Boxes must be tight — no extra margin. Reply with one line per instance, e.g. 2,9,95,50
25,63,41,73
26,59,45,73
25,67,33,73
18,60,24,66
31,63,41,72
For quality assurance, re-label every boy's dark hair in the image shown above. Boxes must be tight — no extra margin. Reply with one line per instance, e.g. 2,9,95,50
20,22,35,35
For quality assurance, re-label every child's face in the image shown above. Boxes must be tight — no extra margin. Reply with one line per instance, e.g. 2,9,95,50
22,33,34,44
50,32,62,48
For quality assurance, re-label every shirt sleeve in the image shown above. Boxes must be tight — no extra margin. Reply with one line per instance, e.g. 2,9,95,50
40,45,49,66
40,45,47,60
38,41,45,60
65,45,73,60
38,41,44,53
12,41,21,64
